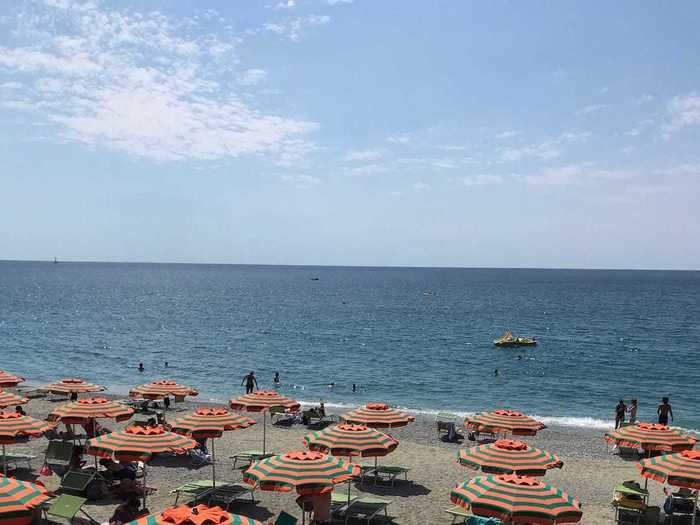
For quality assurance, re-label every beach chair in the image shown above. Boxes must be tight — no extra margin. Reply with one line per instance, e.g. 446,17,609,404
44,494,99,525
272,511,298,525
445,506,470,524
436,412,458,437
0,451,36,471
45,440,75,468
59,469,98,497
230,450,274,470
342,495,392,524
369,465,410,486
205,482,256,508
170,479,216,504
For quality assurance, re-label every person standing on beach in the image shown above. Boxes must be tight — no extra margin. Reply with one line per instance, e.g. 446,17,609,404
657,397,673,425
615,399,627,429
242,371,258,394
628,399,638,424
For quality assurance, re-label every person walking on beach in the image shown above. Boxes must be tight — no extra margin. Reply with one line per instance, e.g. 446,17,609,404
628,399,638,424
615,399,627,429
242,371,258,394
657,397,673,425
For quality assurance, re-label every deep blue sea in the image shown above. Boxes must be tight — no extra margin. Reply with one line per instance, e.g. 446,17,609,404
1,261,698,431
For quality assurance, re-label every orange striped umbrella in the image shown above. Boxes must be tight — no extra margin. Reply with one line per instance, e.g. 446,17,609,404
47,397,134,424
450,474,583,524
604,422,697,452
230,391,300,455
341,403,415,428
465,410,546,437
0,390,28,410
129,380,198,400
0,475,52,525
0,372,24,389
170,408,256,486
303,423,399,457
0,412,53,474
243,450,359,495
124,504,263,525
458,439,563,477
43,378,105,395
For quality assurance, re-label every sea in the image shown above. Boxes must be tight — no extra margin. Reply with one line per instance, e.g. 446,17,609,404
1,261,698,432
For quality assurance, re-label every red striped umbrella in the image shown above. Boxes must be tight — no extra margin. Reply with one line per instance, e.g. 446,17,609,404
129,380,198,400
87,425,197,508
0,475,52,525
124,504,263,525
465,410,546,437
0,372,24,389
450,473,583,524
303,423,399,458
243,450,359,495
638,449,700,525
230,391,300,455
170,408,256,486
604,422,697,452
0,412,53,474
0,390,28,410
43,378,105,395
341,403,415,429
47,397,134,424
459,439,563,477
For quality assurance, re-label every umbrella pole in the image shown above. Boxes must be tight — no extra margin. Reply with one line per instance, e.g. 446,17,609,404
2,444,6,475
263,411,267,456
692,490,698,525
211,438,216,487
92,419,98,468
142,465,148,510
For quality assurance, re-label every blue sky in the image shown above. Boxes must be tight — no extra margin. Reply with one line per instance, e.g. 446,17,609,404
1,1,699,269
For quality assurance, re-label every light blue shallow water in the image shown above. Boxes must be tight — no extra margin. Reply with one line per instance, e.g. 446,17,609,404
1,261,698,431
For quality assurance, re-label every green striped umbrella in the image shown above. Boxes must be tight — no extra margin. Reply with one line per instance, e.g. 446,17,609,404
341,403,414,428
303,423,399,457
638,450,700,525
450,473,583,524
243,450,359,495
465,410,546,437
604,422,697,453
0,372,24,389
48,397,134,424
0,475,52,525
0,412,53,474
458,439,563,476
125,504,263,525
0,390,28,410
43,378,105,395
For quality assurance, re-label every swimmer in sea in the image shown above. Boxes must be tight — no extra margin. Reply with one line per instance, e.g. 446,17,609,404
138,363,144,372
494,369,499,377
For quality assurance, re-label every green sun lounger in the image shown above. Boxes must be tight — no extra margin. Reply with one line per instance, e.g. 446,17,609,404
44,494,99,525
205,482,256,508
0,452,36,471
342,496,392,524
230,450,274,470
45,440,75,467
369,465,410,486
60,469,98,497
170,480,216,504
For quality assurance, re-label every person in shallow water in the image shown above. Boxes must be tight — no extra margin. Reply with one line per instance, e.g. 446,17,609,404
138,363,144,372
615,399,627,429
241,371,258,394
628,399,638,424
657,397,673,425
273,371,280,385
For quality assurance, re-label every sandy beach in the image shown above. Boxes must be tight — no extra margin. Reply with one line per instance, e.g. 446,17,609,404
6,393,669,524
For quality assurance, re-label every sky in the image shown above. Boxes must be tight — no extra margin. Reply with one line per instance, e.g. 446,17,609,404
1,0,699,269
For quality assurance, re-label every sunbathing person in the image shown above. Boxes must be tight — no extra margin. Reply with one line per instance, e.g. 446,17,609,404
100,458,142,497
110,496,141,525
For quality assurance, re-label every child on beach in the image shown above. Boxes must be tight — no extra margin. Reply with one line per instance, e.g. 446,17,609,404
657,397,673,425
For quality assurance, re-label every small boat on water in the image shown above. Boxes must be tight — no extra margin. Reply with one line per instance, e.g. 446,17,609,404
493,330,537,347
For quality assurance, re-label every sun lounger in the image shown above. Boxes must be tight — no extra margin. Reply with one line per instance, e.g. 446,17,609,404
45,440,75,467
205,482,256,508
436,412,458,435
170,480,216,504
60,469,98,497
341,496,392,524
44,494,99,525
368,465,410,486
272,511,298,525
230,450,274,470
0,451,36,470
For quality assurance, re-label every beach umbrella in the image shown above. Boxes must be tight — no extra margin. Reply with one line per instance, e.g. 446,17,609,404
43,378,105,396
129,380,198,401
243,450,359,495
638,449,700,525
341,403,415,429
458,439,563,477
0,372,24,389
450,473,583,524
170,407,256,486
0,412,53,474
86,425,197,508
124,504,263,525
229,391,300,455
465,410,546,437
0,475,52,525
0,391,28,410
48,397,134,425
604,422,697,453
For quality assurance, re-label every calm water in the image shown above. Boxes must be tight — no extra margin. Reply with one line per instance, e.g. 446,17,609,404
1,261,698,431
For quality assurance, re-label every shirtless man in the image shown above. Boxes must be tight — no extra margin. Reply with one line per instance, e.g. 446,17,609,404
242,371,258,394
657,397,673,425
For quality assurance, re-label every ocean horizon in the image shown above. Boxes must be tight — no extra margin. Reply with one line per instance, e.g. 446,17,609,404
2,260,698,432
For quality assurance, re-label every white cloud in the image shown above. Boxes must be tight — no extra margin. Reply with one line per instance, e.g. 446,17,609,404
663,93,700,137
281,174,321,189
575,104,608,116
343,149,383,162
396,157,459,169
412,182,431,191
275,0,296,8
0,81,23,89
524,164,635,186
238,68,267,85
633,94,655,104
495,130,520,139
621,146,636,155
661,163,700,176
387,134,410,144
261,15,331,41
327,0,354,4
438,144,470,151
455,174,504,186
0,1,316,162
345,163,388,177
501,131,590,162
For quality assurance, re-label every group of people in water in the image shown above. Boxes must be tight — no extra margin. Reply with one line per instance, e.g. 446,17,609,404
615,396,674,428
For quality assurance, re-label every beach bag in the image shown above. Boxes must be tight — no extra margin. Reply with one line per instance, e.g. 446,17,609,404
39,462,52,477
